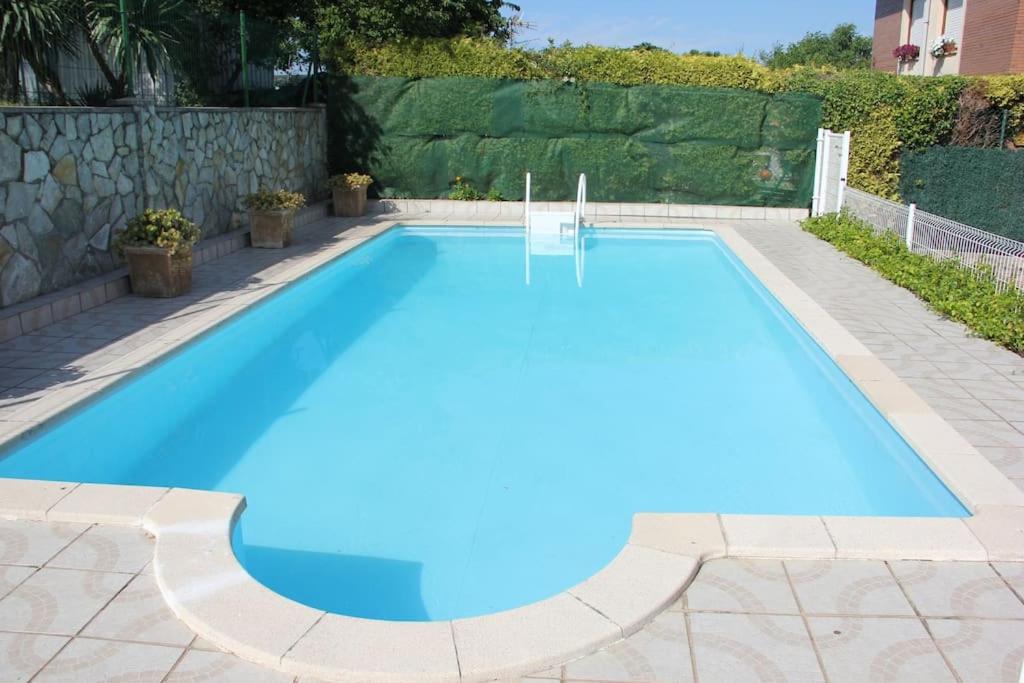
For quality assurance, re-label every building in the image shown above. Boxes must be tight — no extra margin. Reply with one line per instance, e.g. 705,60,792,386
873,0,1024,75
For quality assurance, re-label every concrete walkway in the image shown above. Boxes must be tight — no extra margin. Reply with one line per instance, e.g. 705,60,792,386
0,214,1022,682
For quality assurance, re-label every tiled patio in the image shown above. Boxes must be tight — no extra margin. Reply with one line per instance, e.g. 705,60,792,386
0,212,1022,682
1,521,1022,681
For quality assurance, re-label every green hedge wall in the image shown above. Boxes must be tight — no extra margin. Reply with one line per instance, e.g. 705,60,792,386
342,76,822,206
337,39,1024,200
900,147,1024,241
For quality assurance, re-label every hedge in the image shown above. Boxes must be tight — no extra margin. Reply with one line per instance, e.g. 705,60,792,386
339,39,1024,200
900,147,1024,241
346,76,821,205
802,212,1024,353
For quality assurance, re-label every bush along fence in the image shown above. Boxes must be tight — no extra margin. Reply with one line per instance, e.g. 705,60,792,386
0,104,327,307
899,147,1024,242
340,39,1024,201
806,128,1024,352
337,76,822,207
802,211,1024,354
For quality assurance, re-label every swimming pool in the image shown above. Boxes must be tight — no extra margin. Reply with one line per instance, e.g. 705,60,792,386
0,226,966,621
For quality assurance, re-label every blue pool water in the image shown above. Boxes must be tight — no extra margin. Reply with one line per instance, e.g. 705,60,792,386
0,227,966,621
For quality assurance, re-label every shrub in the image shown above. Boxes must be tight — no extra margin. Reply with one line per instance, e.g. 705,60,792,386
327,172,373,190
979,74,1024,146
448,176,485,200
341,40,1024,198
244,188,306,211
802,212,1024,353
115,209,200,257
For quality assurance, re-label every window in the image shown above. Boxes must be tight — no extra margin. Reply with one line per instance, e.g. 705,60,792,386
908,0,928,45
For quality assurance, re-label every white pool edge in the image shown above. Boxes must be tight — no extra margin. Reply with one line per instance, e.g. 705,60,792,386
0,217,1021,682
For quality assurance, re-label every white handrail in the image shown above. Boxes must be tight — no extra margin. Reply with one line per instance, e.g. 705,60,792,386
574,173,586,287
524,172,531,285
573,173,586,234
525,172,532,236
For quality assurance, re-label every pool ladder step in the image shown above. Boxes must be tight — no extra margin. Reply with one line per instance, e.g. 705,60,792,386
524,173,587,286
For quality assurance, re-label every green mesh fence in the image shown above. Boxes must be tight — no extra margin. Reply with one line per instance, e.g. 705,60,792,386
900,147,1024,241
333,76,822,207
1,2,315,108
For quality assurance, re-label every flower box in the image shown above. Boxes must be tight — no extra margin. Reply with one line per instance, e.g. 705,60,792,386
124,246,193,298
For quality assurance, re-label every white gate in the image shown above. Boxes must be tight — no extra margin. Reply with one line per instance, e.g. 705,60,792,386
811,128,851,216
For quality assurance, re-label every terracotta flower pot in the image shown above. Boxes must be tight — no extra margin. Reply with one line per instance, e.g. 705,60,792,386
250,208,296,249
333,185,368,217
124,246,192,298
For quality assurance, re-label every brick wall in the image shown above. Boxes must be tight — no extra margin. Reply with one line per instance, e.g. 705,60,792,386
960,0,1024,74
873,0,905,72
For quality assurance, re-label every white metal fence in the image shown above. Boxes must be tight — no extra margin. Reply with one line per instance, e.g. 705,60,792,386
842,187,1024,291
811,127,1024,291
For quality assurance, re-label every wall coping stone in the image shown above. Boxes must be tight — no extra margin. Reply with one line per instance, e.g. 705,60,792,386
0,106,135,114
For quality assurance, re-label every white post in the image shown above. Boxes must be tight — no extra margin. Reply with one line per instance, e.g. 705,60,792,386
836,131,851,211
811,128,826,216
819,131,833,215
906,203,917,251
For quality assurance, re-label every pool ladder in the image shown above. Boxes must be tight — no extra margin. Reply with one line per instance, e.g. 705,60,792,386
524,173,586,286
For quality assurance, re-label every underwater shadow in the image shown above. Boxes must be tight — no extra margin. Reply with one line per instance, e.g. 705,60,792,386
237,542,430,621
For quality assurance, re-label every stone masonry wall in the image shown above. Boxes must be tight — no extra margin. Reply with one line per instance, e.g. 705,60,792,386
0,105,327,307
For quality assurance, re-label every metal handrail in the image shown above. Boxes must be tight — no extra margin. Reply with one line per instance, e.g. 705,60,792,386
524,172,531,285
525,172,532,238
573,173,587,234
574,173,586,287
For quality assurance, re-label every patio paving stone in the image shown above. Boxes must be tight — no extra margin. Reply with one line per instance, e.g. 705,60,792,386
688,612,824,682
47,525,154,574
889,561,1024,619
32,638,182,682
0,567,132,635
928,618,1024,683
682,559,800,614
784,560,915,616
0,631,69,682
81,574,195,646
806,616,955,682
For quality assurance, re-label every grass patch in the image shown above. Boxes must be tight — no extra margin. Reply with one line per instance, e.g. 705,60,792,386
802,212,1024,354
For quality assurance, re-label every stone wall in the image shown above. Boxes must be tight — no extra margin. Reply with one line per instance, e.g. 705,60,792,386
0,104,327,307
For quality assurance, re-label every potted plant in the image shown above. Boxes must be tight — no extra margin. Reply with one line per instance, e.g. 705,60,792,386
892,44,921,63
244,189,306,248
929,36,957,58
115,209,200,298
327,172,373,217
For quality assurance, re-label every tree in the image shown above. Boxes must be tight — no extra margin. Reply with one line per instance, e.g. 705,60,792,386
759,23,872,70
318,0,520,49
0,0,75,102
631,42,668,52
79,0,187,99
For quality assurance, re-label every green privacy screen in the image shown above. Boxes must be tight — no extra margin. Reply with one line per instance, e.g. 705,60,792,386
900,147,1024,241
334,76,823,207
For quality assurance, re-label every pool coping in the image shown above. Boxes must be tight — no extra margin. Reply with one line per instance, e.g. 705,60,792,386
0,217,1022,682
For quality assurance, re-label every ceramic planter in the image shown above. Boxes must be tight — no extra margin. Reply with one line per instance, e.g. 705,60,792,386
124,246,192,298
250,208,296,249
333,185,368,217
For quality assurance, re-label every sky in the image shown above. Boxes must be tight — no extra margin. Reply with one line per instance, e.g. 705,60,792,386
513,0,874,56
